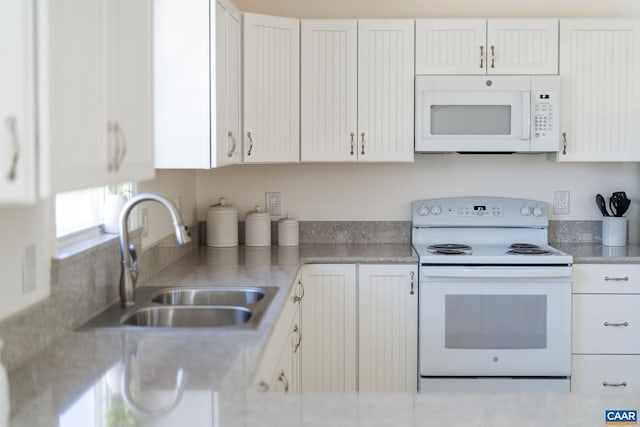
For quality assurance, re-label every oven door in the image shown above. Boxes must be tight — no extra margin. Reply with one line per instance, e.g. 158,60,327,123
419,266,571,377
415,76,531,152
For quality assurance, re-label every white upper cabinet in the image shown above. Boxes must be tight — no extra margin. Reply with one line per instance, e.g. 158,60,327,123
38,0,154,196
301,19,414,162
558,20,640,161
154,0,241,169
243,13,300,163
416,19,558,75
301,20,358,162
0,0,36,203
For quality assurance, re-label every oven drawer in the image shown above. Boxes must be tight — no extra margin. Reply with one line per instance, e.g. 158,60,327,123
572,294,640,354
573,264,640,294
572,355,640,394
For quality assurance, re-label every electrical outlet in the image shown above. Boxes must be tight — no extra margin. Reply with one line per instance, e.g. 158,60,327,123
141,207,149,238
265,192,281,216
553,191,570,215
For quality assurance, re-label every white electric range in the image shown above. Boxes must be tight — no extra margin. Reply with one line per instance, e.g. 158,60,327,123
412,196,573,393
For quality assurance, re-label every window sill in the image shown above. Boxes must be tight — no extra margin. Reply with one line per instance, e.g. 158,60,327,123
54,228,142,261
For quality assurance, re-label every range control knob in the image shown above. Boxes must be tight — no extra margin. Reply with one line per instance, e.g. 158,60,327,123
520,205,532,216
430,204,442,216
533,206,544,217
418,206,429,216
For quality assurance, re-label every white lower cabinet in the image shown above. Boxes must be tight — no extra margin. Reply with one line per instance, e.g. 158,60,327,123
358,264,418,392
253,273,302,393
254,263,418,393
571,264,640,394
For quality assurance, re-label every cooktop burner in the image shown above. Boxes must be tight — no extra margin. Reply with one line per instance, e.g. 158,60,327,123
509,243,541,249
507,247,552,255
427,244,472,255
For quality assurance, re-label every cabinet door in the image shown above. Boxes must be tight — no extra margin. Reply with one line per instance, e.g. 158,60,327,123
225,5,242,165
105,0,154,183
558,20,640,161
300,264,357,392
300,20,358,162
358,264,418,392
415,19,486,75
358,20,414,162
0,0,36,203
40,0,108,195
487,19,558,75
243,13,300,163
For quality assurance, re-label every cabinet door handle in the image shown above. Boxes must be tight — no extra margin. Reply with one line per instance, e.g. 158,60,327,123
604,321,629,327
605,276,629,282
410,271,415,295
291,279,305,303
603,381,627,388
107,121,117,171
479,46,484,68
277,371,289,393
350,132,355,155
257,380,269,392
114,121,127,171
227,131,236,157
246,132,253,156
490,45,495,68
562,132,567,155
5,116,19,181
360,133,365,155
293,324,302,353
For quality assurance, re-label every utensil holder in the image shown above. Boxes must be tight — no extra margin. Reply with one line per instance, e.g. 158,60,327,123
602,217,627,247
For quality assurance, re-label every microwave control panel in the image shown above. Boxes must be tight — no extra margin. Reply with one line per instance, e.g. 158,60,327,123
532,92,557,140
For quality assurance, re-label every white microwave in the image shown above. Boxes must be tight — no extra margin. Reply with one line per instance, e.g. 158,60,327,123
415,75,560,153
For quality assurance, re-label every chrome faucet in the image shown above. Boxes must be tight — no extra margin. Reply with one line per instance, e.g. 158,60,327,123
118,192,191,306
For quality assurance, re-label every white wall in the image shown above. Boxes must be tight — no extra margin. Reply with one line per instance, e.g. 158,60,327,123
196,155,640,243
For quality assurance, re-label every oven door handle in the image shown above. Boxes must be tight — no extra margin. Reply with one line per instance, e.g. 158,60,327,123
421,266,572,279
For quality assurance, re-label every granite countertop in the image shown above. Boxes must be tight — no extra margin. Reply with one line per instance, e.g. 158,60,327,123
7,243,639,427
554,242,640,264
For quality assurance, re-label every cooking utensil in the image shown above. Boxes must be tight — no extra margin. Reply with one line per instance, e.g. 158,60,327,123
596,194,610,216
610,191,630,217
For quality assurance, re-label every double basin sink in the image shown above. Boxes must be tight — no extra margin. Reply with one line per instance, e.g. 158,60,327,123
81,286,278,330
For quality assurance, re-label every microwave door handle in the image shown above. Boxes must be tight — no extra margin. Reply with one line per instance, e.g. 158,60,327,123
521,92,531,140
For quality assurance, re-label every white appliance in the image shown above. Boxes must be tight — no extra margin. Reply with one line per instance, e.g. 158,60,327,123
412,197,572,393
415,76,560,153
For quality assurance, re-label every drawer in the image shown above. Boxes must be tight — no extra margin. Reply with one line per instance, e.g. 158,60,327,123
573,264,640,294
572,355,640,394
572,294,640,354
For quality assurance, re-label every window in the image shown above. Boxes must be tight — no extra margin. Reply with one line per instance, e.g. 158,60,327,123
55,183,134,238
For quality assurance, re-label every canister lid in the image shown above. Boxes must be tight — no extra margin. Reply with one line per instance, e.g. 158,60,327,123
246,205,271,219
278,214,298,224
208,197,237,214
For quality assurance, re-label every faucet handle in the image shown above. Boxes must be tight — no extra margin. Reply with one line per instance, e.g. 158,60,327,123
128,244,138,285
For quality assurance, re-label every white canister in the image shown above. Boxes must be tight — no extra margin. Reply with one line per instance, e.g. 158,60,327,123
0,338,9,427
602,217,627,247
245,206,271,247
207,197,238,247
278,214,299,246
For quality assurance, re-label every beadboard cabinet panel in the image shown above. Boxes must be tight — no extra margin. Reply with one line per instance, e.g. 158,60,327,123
357,20,414,162
559,20,640,161
243,13,300,163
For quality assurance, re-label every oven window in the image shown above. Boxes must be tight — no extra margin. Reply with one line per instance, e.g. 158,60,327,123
444,295,546,349
430,105,511,135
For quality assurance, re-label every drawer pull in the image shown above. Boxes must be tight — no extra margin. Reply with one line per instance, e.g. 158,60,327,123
604,321,629,327
603,381,627,388
605,276,629,282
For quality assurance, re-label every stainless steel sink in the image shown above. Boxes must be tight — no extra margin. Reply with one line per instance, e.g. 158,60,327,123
150,287,265,306
79,285,278,330
121,306,252,327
